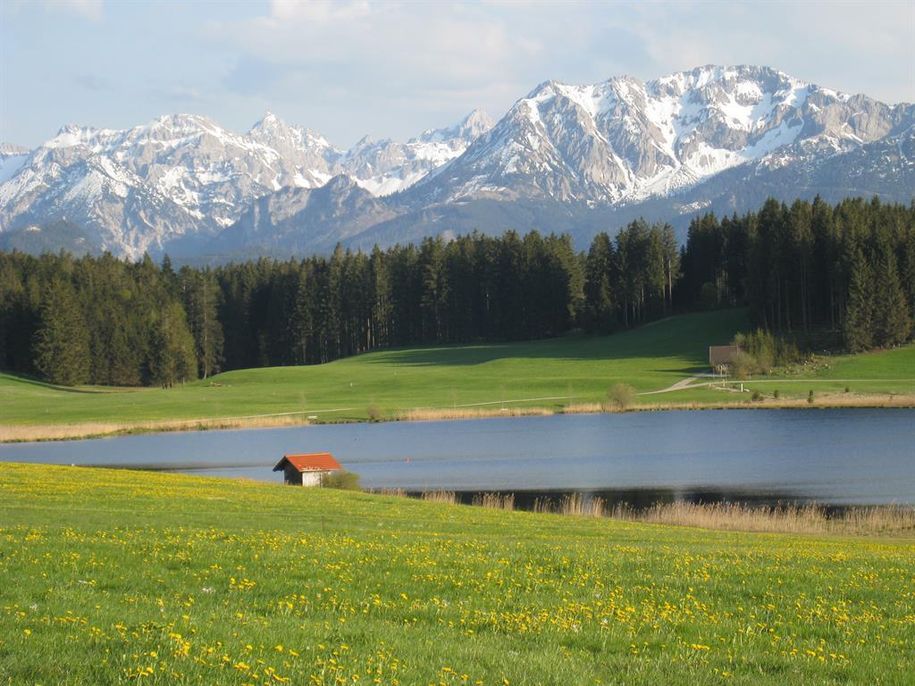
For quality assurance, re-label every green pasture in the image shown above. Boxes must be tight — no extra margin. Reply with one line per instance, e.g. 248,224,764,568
0,310,747,425
0,463,912,685
2,308,914,431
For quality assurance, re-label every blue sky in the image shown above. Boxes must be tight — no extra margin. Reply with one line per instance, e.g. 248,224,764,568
1,0,913,149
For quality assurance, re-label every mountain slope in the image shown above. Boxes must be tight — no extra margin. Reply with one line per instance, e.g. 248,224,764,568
1,65,912,259
0,111,490,257
406,65,914,206
207,175,397,257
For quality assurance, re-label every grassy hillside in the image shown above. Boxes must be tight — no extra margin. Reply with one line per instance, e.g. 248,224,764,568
2,308,914,440
0,463,911,685
0,309,747,426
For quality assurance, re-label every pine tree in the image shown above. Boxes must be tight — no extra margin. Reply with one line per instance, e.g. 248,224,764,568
872,236,912,347
584,233,615,331
149,302,197,388
181,268,224,379
843,247,874,352
33,279,91,386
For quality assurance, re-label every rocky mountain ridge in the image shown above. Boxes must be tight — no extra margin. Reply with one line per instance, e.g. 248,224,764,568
1,65,912,259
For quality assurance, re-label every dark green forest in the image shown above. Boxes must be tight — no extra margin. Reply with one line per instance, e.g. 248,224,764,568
1,196,912,387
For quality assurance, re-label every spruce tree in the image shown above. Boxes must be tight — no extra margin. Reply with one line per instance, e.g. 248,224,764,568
843,247,874,352
584,233,615,331
149,302,197,388
872,237,912,347
33,279,91,386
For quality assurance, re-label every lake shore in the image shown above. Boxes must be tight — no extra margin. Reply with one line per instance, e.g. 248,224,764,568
5,390,915,443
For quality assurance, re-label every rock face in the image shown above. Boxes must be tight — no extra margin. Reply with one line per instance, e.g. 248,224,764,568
406,65,914,205
0,110,491,258
1,65,912,259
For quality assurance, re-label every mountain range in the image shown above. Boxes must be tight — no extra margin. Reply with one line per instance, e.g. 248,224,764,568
1,65,912,260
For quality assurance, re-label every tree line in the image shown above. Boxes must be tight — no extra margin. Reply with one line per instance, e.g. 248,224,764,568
1,196,912,387
679,196,914,351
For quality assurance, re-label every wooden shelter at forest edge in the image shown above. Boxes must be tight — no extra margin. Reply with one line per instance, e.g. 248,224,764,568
273,453,342,486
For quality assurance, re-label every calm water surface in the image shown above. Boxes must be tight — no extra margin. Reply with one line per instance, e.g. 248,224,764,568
2,409,914,506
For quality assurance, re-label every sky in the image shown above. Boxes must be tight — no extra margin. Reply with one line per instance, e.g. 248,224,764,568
1,0,913,149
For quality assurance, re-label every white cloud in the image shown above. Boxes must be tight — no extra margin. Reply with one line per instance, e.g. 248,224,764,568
196,0,913,145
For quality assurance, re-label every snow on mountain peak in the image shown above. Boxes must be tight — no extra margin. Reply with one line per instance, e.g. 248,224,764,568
410,65,913,205
3,65,911,259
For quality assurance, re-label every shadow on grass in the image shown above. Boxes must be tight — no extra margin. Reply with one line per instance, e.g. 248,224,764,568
367,310,748,368
0,373,129,395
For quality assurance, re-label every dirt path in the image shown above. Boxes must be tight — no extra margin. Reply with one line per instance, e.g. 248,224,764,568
639,377,706,395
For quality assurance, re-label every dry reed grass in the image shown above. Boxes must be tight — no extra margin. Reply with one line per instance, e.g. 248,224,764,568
374,488,911,537
532,493,606,517
422,490,457,505
374,488,407,497
610,501,915,536
561,402,605,414
396,407,553,422
472,492,515,510
0,414,311,443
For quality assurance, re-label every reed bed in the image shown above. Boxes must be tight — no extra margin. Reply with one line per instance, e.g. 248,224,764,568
388,488,913,536
374,488,407,497
0,414,310,443
472,492,515,510
561,402,606,414
397,407,553,422
531,493,606,517
611,501,915,536
422,490,457,505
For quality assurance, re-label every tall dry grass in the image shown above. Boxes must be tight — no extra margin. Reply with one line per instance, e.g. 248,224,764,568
397,407,552,422
473,492,515,510
0,415,311,443
422,490,457,505
532,493,606,517
610,501,915,536
374,488,912,536
374,488,407,497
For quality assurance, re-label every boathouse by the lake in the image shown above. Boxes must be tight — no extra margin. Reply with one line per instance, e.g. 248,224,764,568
273,452,342,486
708,344,740,374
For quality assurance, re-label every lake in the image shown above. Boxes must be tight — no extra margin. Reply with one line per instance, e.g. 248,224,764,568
2,409,914,506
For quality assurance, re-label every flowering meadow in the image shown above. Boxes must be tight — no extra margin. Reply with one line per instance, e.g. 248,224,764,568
0,462,912,685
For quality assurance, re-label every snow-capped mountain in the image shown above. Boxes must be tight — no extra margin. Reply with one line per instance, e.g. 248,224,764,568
0,144,29,185
0,110,491,257
343,109,495,196
1,65,912,260
407,65,914,206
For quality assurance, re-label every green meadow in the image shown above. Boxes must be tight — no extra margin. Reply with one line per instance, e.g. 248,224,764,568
0,463,912,685
2,308,914,438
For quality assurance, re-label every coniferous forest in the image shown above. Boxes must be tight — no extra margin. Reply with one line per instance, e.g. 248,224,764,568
1,196,912,387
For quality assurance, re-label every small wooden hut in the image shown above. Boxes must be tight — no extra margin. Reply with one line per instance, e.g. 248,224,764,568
708,344,740,374
273,452,342,486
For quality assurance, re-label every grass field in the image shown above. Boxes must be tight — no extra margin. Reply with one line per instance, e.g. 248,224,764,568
2,308,914,441
0,463,912,685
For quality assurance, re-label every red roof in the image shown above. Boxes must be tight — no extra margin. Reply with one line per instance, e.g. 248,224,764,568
273,452,342,473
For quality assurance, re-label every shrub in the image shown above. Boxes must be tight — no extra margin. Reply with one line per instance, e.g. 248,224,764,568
607,383,636,410
321,470,361,491
751,390,762,402
366,403,382,422
732,329,802,375
807,390,815,404
773,389,780,399
730,351,756,380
